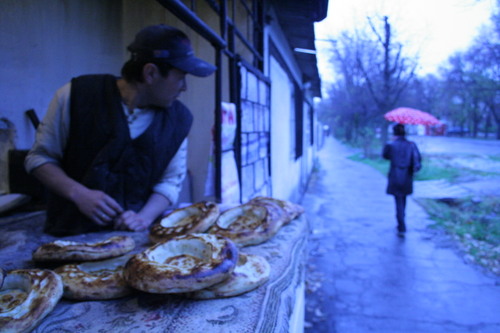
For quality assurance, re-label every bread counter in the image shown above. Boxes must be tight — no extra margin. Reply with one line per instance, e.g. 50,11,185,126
0,211,308,333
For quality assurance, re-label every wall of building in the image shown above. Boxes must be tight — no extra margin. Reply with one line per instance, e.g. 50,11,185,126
269,55,300,201
301,102,313,192
0,0,124,194
265,7,309,202
0,0,124,151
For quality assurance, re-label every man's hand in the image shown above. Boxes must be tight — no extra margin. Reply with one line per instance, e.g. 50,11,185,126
114,211,151,231
113,192,172,232
73,188,124,226
121,192,172,231
32,163,124,226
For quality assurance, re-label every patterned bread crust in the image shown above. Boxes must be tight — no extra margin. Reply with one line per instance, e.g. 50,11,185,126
186,253,271,299
0,268,4,289
124,233,238,293
54,255,133,300
149,201,220,243
209,204,282,246
249,196,304,223
0,269,63,333
32,236,135,262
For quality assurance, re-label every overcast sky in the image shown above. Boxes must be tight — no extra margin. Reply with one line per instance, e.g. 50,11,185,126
314,0,495,83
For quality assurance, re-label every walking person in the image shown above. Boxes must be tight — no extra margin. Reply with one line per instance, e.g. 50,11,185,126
382,124,422,234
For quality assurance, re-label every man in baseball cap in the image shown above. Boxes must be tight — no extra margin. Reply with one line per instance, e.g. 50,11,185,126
26,24,215,235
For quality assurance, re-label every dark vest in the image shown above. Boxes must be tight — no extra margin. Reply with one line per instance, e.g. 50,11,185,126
45,74,192,236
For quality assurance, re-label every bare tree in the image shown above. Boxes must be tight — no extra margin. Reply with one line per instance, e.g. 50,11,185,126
358,16,417,142
434,1,500,139
439,9,500,139
466,12,500,139
326,32,380,145
322,16,418,148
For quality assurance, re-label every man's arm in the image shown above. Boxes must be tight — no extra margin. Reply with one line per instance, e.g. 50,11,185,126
25,84,71,173
32,163,123,225
26,83,122,226
412,143,422,172
382,143,392,160
114,139,188,231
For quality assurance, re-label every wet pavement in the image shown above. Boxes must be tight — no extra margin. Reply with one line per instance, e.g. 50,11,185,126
302,137,500,333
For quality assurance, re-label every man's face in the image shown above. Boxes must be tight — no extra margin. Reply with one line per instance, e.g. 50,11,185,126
149,67,187,108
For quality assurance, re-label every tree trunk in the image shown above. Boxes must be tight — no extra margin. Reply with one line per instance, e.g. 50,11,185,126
484,113,491,139
381,122,389,144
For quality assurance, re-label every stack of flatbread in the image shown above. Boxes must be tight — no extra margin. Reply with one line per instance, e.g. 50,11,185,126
208,196,304,247
1,196,303,330
0,269,63,333
32,235,136,300
1,235,136,331
149,201,219,243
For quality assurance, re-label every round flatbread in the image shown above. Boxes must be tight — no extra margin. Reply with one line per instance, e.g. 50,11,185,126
150,201,219,243
0,269,63,333
209,203,281,246
186,253,270,299
124,233,238,293
250,196,304,223
54,254,133,300
33,235,135,262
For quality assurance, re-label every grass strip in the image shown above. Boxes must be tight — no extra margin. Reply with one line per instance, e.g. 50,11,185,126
347,153,462,181
416,196,499,274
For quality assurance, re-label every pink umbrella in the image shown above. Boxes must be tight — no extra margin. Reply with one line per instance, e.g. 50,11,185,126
384,107,441,125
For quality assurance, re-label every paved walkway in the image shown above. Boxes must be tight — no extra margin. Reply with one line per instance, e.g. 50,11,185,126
302,138,500,333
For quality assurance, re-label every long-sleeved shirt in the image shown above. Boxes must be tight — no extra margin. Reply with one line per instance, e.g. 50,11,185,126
25,82,187,205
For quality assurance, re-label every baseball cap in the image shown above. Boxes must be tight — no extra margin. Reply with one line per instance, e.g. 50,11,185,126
127,24,216,77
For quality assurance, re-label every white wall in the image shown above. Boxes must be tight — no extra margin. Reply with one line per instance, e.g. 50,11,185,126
301,103,313,189
266,7,309,202
269,56,301,201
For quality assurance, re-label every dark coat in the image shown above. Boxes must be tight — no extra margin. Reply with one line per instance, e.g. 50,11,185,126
382,136,422,196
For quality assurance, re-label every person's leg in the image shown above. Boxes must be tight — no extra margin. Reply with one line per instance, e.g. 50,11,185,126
394,195,406,232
